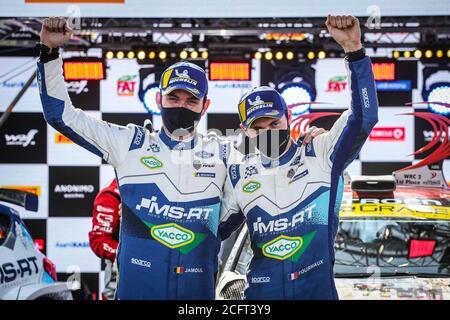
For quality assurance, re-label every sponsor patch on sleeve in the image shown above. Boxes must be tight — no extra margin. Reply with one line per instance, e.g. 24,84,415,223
129,126,145,151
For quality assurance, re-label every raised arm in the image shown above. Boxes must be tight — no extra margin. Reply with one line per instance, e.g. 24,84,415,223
37,17,143,167
312,15,379,173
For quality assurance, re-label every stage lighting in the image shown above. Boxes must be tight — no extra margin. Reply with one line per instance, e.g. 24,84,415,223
116,51,124,59
275,52,283,60
286,51,294,60
413,50,422,58
318,51,326,59
127,51,135,59
427,84,450,115
254,52,262,60
425,50,433,58
280,83,314,115
403,51,411,58
137,51,146,60
201,51,209,59
264,52,273,60
447,49,450,58
393,51,400,59
190,51,199,59
143,84,161,115
105,51,114,59
149,51,156,59
436,50,443,58
180,50,188,59
307,51,315,60
159,51,167,60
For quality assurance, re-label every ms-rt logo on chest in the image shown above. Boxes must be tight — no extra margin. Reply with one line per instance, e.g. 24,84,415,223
136,196,214,220
135,197,212,252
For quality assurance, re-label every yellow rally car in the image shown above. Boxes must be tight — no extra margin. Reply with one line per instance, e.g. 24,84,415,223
334,170,450,300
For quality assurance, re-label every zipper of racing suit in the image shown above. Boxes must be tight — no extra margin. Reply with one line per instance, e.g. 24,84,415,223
175,147,183,299
273,172,288,299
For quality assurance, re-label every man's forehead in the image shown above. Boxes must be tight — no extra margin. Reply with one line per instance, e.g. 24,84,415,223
250,116,284,128
166,89,199,100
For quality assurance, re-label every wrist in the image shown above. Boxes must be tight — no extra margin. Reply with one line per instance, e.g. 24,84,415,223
40,41,57,49
36,42,60,63
344,46,366,62
342,42,363,53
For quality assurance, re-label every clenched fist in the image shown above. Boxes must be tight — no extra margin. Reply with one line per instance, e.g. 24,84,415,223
40,17,73,48
325,15,362,53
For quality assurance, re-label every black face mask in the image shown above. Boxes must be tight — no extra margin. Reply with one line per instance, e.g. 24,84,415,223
250,129,291,159
160,106,202,136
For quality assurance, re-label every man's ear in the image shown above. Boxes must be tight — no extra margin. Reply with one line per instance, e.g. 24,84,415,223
287,109,293,126
156,91,162,111
201,99,211,116
240,123,250,137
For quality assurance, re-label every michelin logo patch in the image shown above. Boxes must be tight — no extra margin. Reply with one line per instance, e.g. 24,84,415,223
194,172,216,178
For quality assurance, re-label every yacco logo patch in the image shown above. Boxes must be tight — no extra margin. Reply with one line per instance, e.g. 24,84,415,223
243,181,261,193
262,235,303,260
141,156,163,169
258,231,316,262
144,221,208,254
150,223,194,249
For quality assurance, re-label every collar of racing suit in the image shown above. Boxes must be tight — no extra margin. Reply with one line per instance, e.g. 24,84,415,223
260,138,298,168
159,127,199,150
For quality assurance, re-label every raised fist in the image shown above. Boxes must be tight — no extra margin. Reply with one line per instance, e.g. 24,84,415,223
325,15,362,53
40,17,73,48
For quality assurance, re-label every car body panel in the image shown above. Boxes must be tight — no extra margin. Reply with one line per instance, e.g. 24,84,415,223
0,201,72,300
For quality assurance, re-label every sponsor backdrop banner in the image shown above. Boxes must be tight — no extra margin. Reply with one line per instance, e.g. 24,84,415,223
47,112,102,166
67,80,100,111
0,112,47,163
315,59,351,108
0,0,447,18
0,57,40,112
49,166,99,217
0,56,448,298
359,107,415,162
46,217,100,272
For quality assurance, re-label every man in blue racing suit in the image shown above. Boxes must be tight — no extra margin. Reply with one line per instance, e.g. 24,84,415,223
37,17,239,300
220,15,379,299
37,16,328,300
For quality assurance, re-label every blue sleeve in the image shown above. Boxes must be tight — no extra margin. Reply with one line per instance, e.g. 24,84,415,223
37,57,141,167
311,56,379,173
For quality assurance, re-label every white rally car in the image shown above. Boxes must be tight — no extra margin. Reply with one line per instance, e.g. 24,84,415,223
0,189,72,300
